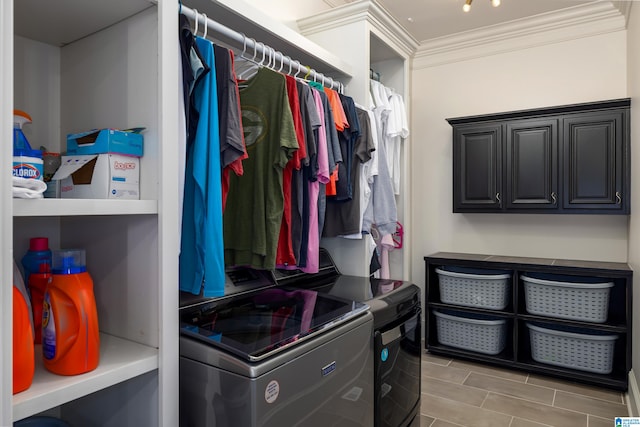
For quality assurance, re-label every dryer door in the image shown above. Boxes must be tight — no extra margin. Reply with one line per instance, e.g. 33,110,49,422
374,306,422,427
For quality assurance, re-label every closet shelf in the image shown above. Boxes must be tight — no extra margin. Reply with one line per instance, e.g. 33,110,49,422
12,333,158,422
14,0,154,46
183,0,353,79
13,199,158,217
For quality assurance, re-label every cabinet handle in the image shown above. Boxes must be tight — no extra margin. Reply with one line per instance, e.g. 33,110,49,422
616,192,622,204
551,192,557,204
496,192,501,203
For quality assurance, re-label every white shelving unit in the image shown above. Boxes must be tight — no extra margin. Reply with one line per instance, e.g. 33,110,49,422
13,333,159,421
2,0,179,425
13,200,158,217
2,0,358,425
298,0,417,280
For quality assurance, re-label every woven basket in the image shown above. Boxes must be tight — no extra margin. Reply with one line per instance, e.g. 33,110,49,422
523,274,613,323
527,323,617,374
434,309,507,355
436,266,511,310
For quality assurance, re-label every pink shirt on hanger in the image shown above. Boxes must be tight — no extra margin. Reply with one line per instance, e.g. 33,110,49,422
301,87,330,274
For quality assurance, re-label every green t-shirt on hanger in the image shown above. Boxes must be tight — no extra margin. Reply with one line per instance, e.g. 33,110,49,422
224,67,298,269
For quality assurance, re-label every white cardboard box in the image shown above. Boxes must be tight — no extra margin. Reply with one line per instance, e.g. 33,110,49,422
52,154,140,199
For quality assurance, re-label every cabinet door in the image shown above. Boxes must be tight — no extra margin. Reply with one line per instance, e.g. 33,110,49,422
505,119,558,210
453,123,502,212
562,111,627,212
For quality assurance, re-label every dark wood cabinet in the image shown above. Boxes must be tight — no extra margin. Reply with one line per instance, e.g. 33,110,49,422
563,110,628,211
506,119,558,210
424,252,632,390
449,99,630,214
453,124,502,211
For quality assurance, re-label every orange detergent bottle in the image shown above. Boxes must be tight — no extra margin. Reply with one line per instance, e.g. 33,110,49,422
42,249,100,375
13,259,35,393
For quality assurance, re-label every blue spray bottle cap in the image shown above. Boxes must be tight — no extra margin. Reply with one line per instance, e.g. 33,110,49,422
13,109,42,162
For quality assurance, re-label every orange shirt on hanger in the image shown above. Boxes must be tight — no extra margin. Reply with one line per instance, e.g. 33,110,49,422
324,87,349,132
324,87,348,196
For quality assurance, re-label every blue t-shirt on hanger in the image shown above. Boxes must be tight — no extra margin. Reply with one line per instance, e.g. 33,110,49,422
180,36,225,297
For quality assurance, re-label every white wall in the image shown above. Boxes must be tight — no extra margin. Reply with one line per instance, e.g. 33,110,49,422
626,2,640,415
14,37,60,153
410,30,629,289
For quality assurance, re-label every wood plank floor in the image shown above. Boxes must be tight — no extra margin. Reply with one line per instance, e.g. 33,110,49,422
411,351,628,427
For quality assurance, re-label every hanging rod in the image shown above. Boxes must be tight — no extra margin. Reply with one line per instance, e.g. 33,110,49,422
181,5,344,92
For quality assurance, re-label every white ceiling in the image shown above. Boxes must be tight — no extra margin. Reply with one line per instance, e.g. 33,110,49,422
247,0,630,43
15,0,628,48
377,0,603,42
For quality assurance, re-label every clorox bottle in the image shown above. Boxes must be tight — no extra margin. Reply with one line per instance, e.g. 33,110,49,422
42,249,100,376
13,110,43,181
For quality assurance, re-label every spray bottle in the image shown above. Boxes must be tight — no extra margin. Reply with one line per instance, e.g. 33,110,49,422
13,109,43,181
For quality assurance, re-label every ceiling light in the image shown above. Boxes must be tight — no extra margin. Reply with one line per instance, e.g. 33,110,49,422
463,0,502,12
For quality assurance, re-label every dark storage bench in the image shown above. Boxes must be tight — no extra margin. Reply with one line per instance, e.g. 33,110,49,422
424,252,632,390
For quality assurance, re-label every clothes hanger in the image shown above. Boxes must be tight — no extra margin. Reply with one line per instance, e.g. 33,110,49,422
250,38,258,63
237,37,258,81
258,42,266,66
264,47,271,69
294,61,302,78
267,47,275,70
277,52,284,73
202,13,208,38
192,9,199,36
239,33,247,59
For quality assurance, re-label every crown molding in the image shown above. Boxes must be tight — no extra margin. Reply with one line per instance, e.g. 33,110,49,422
298,0,418,58
323,0,347,8
413,1,626,69
613,1,632,25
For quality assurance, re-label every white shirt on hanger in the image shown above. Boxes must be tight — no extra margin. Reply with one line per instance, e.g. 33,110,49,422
386,91,409,195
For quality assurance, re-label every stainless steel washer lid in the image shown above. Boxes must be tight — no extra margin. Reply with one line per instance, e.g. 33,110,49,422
180,310,373,378
180,286,369,362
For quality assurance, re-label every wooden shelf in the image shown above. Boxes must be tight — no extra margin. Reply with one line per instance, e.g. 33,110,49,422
13,333,158,422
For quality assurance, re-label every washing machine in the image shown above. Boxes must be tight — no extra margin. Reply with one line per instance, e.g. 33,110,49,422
179,283,375,427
